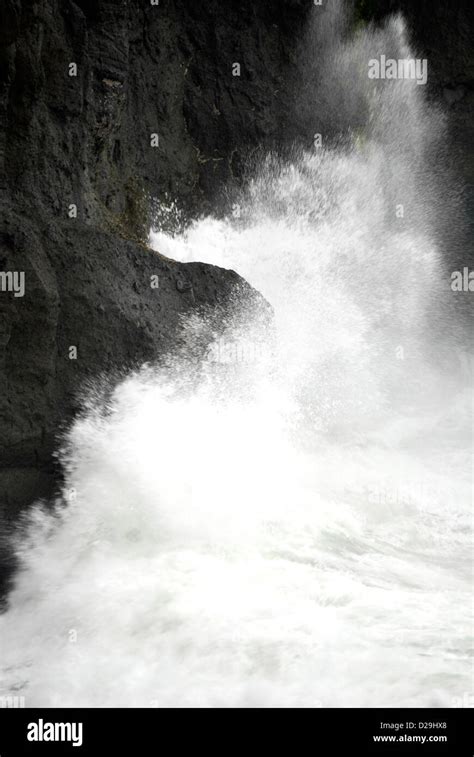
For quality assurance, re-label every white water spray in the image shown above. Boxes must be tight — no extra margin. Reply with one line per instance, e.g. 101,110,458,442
0,8,471,707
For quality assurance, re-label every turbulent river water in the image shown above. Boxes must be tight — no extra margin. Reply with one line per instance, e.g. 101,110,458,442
0,5,472,707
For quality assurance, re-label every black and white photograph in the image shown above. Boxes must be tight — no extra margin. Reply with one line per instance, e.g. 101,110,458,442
0,0,472,741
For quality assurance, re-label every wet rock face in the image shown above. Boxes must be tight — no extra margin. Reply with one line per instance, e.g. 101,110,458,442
0,0,311,235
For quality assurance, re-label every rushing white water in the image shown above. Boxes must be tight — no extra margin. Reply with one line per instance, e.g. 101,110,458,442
0,7,472,707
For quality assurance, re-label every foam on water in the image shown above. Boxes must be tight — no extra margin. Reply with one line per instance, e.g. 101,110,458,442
0,6,471,707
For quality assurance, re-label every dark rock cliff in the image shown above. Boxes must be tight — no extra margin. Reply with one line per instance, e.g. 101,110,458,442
0,0,315,550
0,0,472,594
0,0,311,236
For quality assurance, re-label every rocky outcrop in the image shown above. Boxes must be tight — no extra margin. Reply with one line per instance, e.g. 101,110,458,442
0,212,269,514
0,204,272,600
